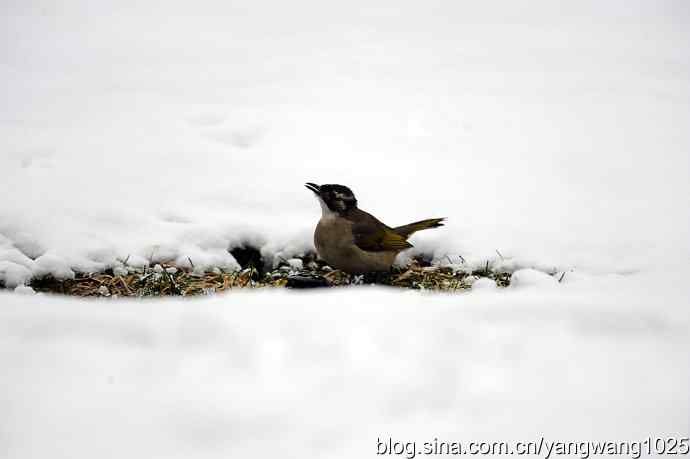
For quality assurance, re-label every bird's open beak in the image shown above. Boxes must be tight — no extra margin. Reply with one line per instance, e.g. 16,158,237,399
305,182,320,195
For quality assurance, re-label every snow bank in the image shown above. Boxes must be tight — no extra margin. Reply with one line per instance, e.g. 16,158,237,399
0,272,688,458
1,1,689,284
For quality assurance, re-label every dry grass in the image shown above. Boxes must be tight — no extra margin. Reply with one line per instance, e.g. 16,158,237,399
29,265,273,297
22,255,513,297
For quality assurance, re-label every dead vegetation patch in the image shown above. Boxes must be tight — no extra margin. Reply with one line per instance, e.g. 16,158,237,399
21,254,513,297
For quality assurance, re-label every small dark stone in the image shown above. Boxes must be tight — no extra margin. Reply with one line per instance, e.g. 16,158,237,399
285,274,329,289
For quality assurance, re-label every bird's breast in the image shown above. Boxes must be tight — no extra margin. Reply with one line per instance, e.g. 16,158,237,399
314,216,354,253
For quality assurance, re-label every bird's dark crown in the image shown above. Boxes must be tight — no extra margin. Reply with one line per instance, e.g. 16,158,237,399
305,183,358,213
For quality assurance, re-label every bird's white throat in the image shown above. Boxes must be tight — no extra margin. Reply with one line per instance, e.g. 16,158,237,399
318,197,338,221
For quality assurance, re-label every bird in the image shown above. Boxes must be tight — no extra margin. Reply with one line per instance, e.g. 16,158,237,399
305,182,445,274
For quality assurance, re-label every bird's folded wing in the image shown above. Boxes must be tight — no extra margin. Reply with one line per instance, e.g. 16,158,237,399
351,216,413,252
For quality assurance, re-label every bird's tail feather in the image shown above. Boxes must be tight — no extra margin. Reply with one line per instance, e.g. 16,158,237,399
394,218,446,238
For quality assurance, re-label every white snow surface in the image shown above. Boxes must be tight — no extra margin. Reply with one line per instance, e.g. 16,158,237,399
1,273,689,458
1,4,689,456
1,1,689,284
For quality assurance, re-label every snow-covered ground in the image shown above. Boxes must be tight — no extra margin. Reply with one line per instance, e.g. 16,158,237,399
2,273,689,458
1,1,689,457
1,1,689,282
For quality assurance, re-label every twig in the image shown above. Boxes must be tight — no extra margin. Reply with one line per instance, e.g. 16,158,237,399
118,276,132,295
495,249,504,260
558,272,566,283
187,256,194,269
164,269,180,295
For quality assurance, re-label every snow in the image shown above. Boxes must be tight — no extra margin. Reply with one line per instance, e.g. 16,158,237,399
11,285,35,295
1,2,689,456
509,269,558,288
287,258,304,270
1,1,689,283
467,277,497,290
1,273,688,458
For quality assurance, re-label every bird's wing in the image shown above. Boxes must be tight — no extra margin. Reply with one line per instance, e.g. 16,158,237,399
347,209,413,252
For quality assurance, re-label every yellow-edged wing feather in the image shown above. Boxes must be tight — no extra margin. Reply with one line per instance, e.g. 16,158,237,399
348,209,413,252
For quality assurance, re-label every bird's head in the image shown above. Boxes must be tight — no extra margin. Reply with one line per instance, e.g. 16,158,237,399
305,182,358,214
